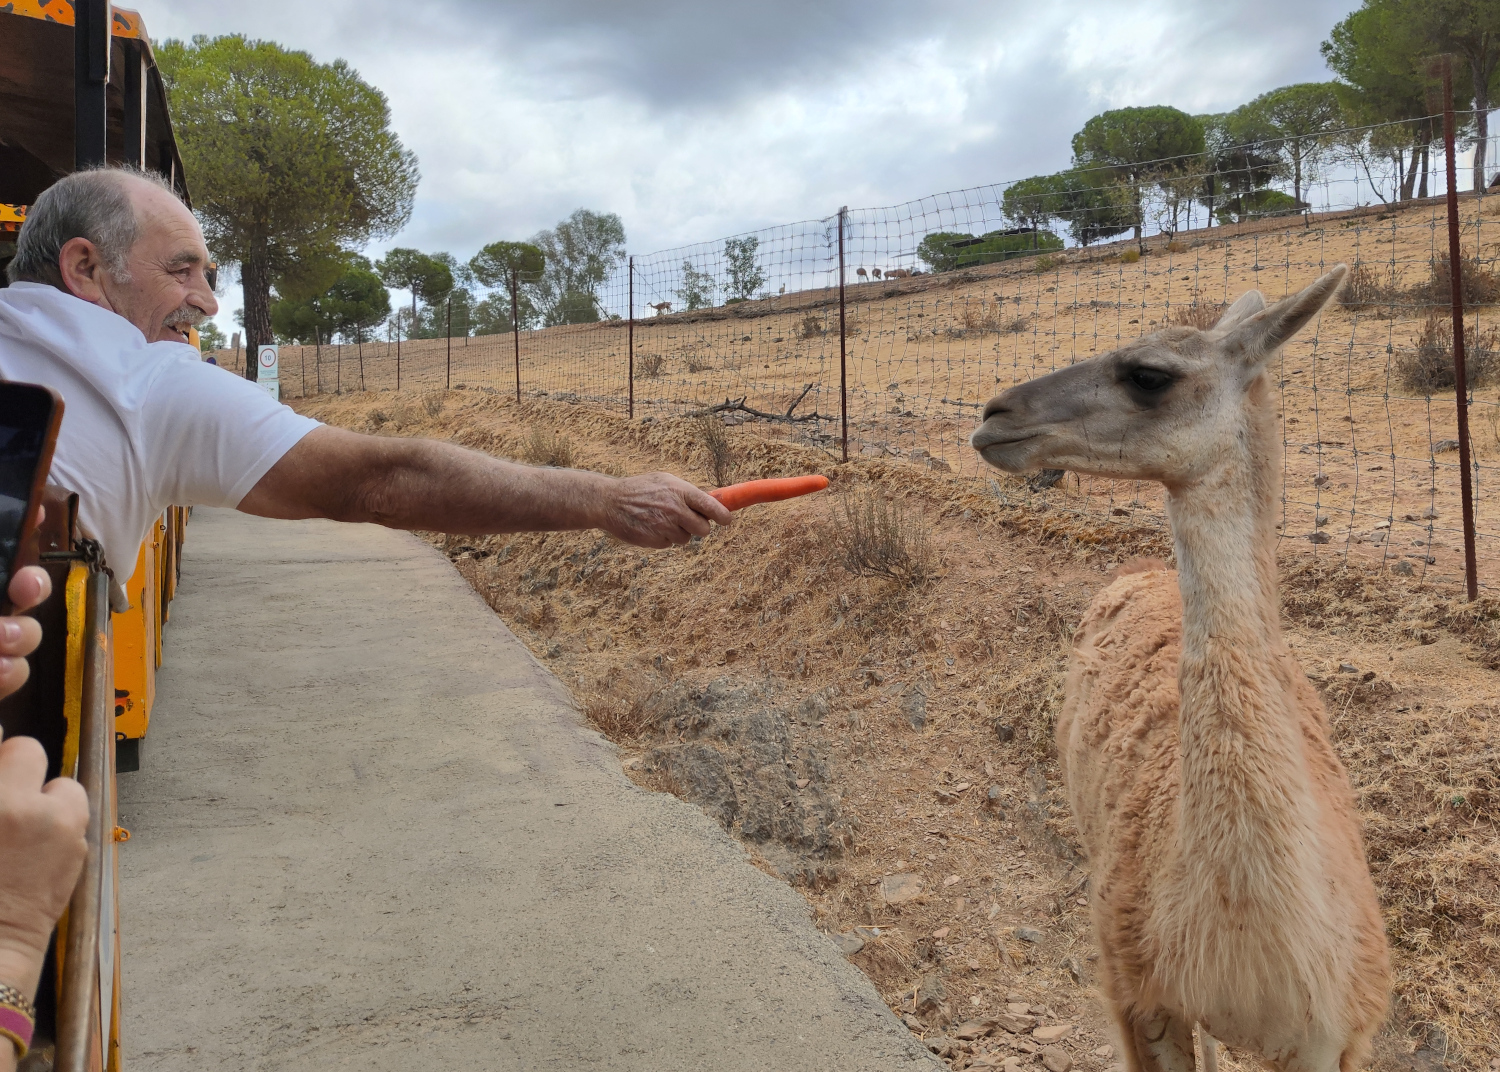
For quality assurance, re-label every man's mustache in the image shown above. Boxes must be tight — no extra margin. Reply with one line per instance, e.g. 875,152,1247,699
162,304,208,331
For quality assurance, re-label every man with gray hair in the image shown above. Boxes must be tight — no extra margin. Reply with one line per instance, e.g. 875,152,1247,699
0,167,729,583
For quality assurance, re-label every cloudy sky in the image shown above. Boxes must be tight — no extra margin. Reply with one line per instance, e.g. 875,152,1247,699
129,0,1359,326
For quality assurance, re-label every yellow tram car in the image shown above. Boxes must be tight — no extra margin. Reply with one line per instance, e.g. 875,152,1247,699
1,2,194,1066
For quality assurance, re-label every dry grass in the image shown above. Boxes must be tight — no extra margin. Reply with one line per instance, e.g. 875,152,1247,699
695,413,738,487
1169,303,1226,330
1418,251,1500,307
828,490,935,587
637,353,665,378
1396,315,1500,394
521,425,574,468
1339,262,1406,315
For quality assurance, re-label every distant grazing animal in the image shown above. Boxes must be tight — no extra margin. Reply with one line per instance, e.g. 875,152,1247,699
871,268,882,279
885,268,911,279
778,285,786,295
970,266,1389,1072
856,267,869,282
647,302,672,316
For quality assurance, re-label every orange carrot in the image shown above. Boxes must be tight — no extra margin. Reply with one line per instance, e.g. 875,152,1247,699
710,475,829,511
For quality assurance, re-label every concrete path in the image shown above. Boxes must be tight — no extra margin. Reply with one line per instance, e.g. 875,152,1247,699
119,509,936,1071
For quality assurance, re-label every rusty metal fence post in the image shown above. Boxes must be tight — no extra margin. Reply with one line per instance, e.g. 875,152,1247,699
446,297,452,390
1442,57,1480,600
510,269,522,404
837,206,848,464
628,256,635,419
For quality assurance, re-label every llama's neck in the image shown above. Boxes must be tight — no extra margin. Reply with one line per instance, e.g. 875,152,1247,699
1163,384,1310,866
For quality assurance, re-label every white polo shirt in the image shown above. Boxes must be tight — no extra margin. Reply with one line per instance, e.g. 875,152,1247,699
0,282,320,575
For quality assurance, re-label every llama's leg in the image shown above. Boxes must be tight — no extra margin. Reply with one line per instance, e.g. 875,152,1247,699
1124,1010,1197,1072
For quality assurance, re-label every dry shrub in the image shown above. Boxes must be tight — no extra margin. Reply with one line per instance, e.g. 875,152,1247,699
1165,239,1188,253
684,352,714,373
796,314,827,339
1169,303,1226,330
637,353,664,378
579,690,655,739
522,425,574,467
695,412,738,486
1419,250,1500,307
829,491,934,586
1339,262,1404,314
1396,315,1500,394
1001,314,1031,334
418,390,445,417
1032,255,1057,273
1119,248,1141,264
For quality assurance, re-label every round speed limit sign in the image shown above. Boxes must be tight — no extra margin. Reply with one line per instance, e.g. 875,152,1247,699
257,345,279,378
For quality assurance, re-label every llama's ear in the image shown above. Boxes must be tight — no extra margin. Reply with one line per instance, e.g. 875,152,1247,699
1218,265,1347,366
1212,290,1265,331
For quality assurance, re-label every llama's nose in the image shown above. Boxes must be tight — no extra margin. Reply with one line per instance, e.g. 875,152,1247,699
981,395,1011,421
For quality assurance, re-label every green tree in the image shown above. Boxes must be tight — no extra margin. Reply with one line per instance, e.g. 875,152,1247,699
325,261,391,342
1071,106,1206,249
196,321,227,351
723,236,766,300
468,240,545,330
376,248,454,340
916,229,1062,272
157,35,417,378
1394,0,1500,189
530,210,625,326
270,258,390,345
1243,83,1344,206
677,260,716,310
1322,3,1453,199
270,289,337,345
1197,110,1283,223
1002,173,1070,230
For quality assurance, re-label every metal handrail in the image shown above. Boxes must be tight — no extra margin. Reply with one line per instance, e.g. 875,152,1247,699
55,568,111,1072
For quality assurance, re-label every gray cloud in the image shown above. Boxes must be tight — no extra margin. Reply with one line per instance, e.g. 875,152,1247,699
128,0,1360,327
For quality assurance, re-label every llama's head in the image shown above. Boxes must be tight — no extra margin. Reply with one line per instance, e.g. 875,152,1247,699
970,265,1346,489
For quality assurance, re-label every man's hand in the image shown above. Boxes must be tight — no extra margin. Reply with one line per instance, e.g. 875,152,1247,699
0,567,51,701
596,473,733,548
242,428,734,548
0,731,88,997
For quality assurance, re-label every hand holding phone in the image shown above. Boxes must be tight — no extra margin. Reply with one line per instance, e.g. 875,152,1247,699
0,384,63,616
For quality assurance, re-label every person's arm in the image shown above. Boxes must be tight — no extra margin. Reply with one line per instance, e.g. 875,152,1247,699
237,426,732,549
0,568,86,1072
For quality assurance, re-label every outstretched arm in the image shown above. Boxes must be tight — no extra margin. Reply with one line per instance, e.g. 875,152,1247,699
237,426,732,549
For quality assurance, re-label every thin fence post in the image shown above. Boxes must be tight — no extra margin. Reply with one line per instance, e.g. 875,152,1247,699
1443,57,1480,600
300,345,307,397
446,297,452,390
511,268,522,404
358,339,365,391
838,205,849,464
336,343,341,394
396,322,402,391
628,255,635,419
315,340,322,395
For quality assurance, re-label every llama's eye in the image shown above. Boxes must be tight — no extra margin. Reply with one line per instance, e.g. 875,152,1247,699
1128,367,1173,392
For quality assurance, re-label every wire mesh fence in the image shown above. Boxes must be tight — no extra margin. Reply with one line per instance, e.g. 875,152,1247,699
223,112,1500,591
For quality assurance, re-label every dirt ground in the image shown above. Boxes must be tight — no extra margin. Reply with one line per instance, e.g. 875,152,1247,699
291,388,1499,1071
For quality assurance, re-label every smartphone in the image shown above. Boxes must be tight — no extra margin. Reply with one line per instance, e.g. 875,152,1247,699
0,383,64,611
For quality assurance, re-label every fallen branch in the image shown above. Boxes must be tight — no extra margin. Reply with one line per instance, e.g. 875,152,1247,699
687,384,831,423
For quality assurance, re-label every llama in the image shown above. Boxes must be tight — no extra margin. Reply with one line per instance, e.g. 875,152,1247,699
857,267,869,282
970,266,1389,1071
886,268,912,279
872,267,882,279
647,301,672,316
